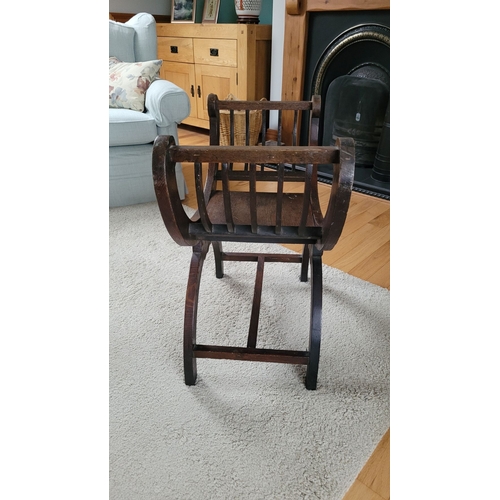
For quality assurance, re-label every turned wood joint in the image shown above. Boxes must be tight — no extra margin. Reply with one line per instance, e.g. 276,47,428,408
286,0,303,15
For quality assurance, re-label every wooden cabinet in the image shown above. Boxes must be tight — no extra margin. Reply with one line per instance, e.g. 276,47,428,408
157,23,272,129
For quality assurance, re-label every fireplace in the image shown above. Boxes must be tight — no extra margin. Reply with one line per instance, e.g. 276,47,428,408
281,1,390,199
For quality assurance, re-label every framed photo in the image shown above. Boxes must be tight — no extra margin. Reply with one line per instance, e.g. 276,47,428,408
202,0,220,23
171,0,196,23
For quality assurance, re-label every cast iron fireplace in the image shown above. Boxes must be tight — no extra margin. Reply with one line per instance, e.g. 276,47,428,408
300,10,390,200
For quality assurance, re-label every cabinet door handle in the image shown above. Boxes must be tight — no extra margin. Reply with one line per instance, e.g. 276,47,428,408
210,48,219,57
197,86,201,98
190,85,195,97
170,46,178,54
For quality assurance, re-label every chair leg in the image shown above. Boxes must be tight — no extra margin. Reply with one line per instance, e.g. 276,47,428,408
184,241,210,386
305,246,323,390
300,244,310,282
212,241,224,279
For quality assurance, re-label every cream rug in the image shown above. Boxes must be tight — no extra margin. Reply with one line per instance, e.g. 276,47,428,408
109,201,390,500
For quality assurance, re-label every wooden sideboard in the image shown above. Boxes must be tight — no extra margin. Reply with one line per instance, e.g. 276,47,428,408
157,23,272,129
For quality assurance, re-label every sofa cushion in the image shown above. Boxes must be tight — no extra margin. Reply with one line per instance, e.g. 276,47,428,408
109,109,158,147
125,12,158,62
109,21,136,62
109,58,162,112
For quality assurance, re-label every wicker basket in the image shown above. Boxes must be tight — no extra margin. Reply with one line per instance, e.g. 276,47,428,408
219,94,265,146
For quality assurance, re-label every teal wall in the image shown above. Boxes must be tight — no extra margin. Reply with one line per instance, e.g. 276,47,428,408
109,0,273,25
195,0,273,24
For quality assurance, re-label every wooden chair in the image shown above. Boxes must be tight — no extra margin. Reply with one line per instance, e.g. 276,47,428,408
152,120,354,391
207,93,321,147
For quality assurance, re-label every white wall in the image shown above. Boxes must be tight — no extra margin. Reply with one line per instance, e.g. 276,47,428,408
269,0,285,129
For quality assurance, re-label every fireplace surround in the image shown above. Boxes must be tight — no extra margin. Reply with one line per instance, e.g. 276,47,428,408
281,0,390,199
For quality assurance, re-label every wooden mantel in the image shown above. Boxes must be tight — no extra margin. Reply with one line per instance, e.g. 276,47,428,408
281,0,389,143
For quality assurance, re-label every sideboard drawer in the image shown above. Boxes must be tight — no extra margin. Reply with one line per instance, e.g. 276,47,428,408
156,24,272,129
158,37,194,63
193,39,237,67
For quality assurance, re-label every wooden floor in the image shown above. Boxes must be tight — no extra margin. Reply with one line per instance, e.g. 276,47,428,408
177,124,390,500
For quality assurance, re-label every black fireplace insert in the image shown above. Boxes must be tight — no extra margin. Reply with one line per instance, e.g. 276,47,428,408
300,11,390,200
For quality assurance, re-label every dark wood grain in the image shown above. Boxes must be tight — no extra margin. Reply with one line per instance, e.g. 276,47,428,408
247,256,265,348
168,145,340,165
207,93,321,150
194,345,309,364
306,246,323,390
153,94,355,390
183,241,210,385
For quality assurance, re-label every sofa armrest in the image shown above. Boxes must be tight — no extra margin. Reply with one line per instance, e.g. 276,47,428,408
145,79,191,128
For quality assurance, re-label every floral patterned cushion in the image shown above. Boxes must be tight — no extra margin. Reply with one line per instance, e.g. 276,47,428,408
109,57,163,112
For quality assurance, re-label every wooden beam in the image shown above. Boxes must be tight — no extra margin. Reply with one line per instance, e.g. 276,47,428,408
280,10,308,144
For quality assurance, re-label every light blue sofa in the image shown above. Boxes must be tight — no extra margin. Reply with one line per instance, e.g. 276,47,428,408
109,13,190,207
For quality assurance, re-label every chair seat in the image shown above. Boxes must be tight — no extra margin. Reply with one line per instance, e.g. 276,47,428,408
206,191,319,227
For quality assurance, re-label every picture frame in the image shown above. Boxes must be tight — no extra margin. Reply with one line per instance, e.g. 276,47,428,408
171,0,196,23
202,0,220,23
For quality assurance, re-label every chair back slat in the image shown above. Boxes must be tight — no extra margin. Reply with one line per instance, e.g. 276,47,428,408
277,110,283,146
229,110,235,146
299,163,313,235
260,110,267,146
221,162,234,233
291,109,299,169
292,110,298,146
275,163,284,234
309,95,321,147
195,161,212,232
245,110,250,146
249,163,258,233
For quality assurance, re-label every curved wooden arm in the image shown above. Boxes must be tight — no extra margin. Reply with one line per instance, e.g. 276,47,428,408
319,137,355,251
308,95,322,221
152,135,196,246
